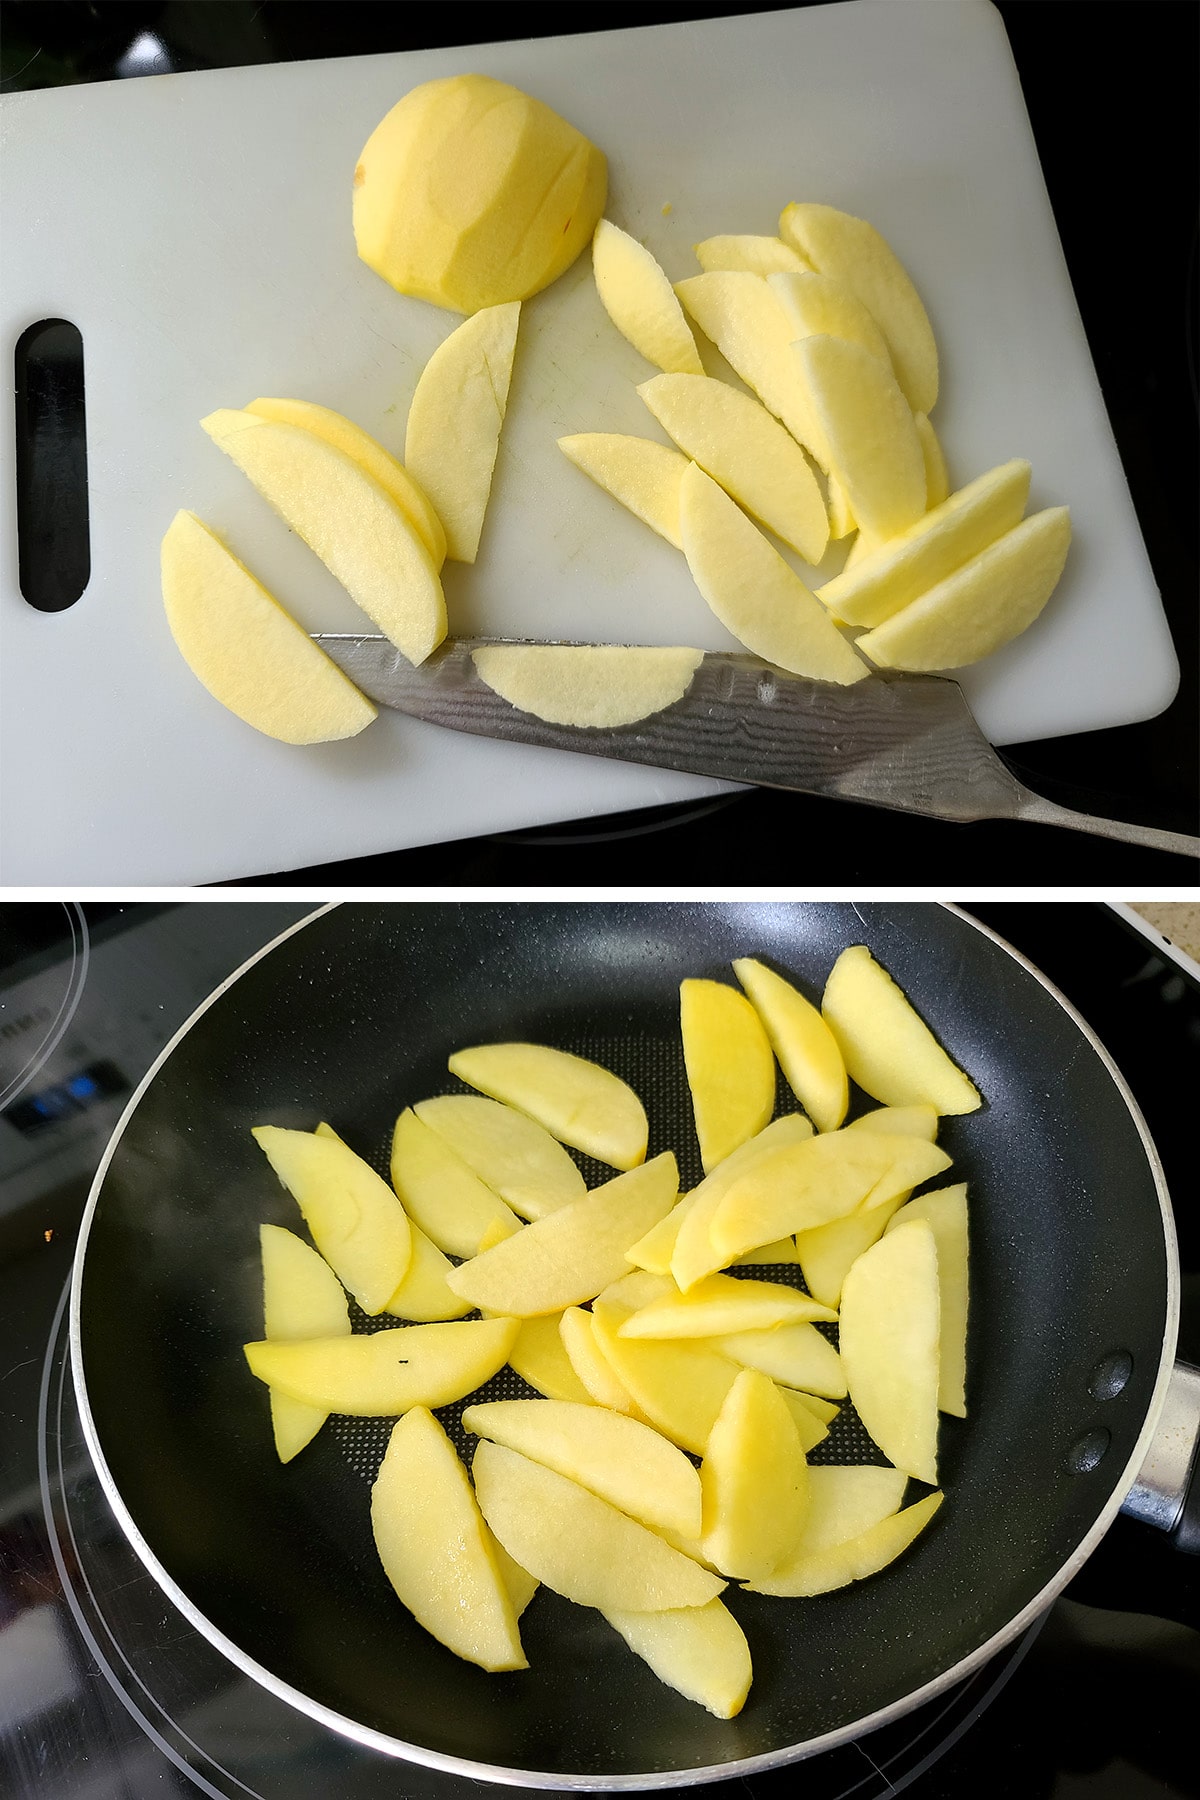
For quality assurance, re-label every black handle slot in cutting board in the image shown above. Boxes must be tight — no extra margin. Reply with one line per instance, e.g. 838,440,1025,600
14,318,90,612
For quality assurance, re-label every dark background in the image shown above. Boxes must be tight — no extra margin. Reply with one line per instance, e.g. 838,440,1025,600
4,0,1196,886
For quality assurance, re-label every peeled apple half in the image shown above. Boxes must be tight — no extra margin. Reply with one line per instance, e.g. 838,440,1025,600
354,74,607,313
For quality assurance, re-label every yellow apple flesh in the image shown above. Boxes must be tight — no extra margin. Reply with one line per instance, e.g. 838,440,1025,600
471,644,703,729
592,219,703,374
447,1041,649,1169
404,302,520,563
680,977,776,1173
200,410,446,664
822,945,981,1113
259,1222,350,1463
732,956,848,1132
413,1093,585,1220
558,432,689,548
794,335,926,543
353,74,606,313
160,511,376,744
839,1216,941,1484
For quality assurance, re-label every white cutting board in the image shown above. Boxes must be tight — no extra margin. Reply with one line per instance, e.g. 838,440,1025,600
0,1,1178,885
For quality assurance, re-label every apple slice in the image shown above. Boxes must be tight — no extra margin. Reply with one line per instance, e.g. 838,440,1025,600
381,1221,474,1323
160,511,376,744
243,1316,519,1414
817,459,1032,629
794,1196,905,1311
199,410,446,664
732,956,848,1132
856,506,1072,670
671,1112,814,1292
700,1368,809,1579
252,1125,411,1314
779,1388,837,1452
620,1272,835,1339
372,1407,527,1672
749,1486,941,1596
507,1312,594,1404
625,1195,692,1274
915,413,949,507
674,270,829,464
600,1599,752,1719
404,301,520,564
779,202,939,413
413,1093,585,1221
558,432,689,548
445,1154,677,1316
713,1321,846,1398
794,336,926,542
781,1464,910,1553
680,977,775,1174
259,1223,350,1463
390,1108,522,1259
826,471,858,541
886,1183,969,1415
447,1042,648,1170
471,1440,724,1611
245,398,445,567
695,233,810,276
822,945,981,1113
462,1397,703,1538
638,372,828,562
708,1128,951,1264
560,1306,645,1412
735,1237,800,1265
471,644,703,729
839,1216,941,1483
767,270,893,369
679,464,869,683
590,1298,746,1458
592,219,703,374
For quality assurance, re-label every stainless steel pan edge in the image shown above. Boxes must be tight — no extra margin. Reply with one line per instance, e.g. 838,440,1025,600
67,901,1182,1793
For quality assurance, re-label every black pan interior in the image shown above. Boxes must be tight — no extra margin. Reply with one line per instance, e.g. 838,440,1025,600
75,902,1171,1782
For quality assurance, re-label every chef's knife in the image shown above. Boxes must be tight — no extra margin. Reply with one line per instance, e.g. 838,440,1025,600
314,635,1199,857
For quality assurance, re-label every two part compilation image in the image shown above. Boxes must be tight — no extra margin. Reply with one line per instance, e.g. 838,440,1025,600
0,5,1196,1800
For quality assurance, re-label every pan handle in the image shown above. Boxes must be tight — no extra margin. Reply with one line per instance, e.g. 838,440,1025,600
1120,1361,1200,1551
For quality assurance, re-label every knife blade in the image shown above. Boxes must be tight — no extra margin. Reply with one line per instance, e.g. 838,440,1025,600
313,635,1198,858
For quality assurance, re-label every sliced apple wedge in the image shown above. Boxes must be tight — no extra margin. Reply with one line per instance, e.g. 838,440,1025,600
199,410,446,664
856,506,1072,671
886,1182,969,1416
709,1127,951,1264
679,464,869,683
243,1316,519,1414
560,1305,645,1412
915,413,949,507
245,398,445,567
671,1111,814,1292
695,233,810,276
714,1320,846,1398
749,1489,942,1597
160,511,376,744
794,1197,905,1311
779,1388,838,1453
404,301,520,564
817,459,1032,629
674,270,829,464
259,1223,350,1463
794,336,926,543
471,644,703,729
447,1041,648,1170
839,1216,941,1484
638,372,828,562
372,1407,527,1672
767,269,893,369
620,1271,835,1339
558,432,689,548
590,1307,746,1459
252,1124,411,1314
507,1312,594,1404
778,1464,910,1554
779,202,939,414
732,956,848,1132
470,1440,724,1611
600,1599,752,1719
592,219,703,374
413,1093,585,1221
822,945,981,1114
390,1108,522,1259
382,1219,474,1323
701,1368,809,1579
680,977,775,1173
445,1154,677,1316
462,1397,703,1538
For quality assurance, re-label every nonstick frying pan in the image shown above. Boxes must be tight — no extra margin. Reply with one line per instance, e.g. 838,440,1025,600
70,902,1187,1789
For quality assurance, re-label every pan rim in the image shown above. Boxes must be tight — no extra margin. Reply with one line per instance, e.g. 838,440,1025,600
68,900,1181,1792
